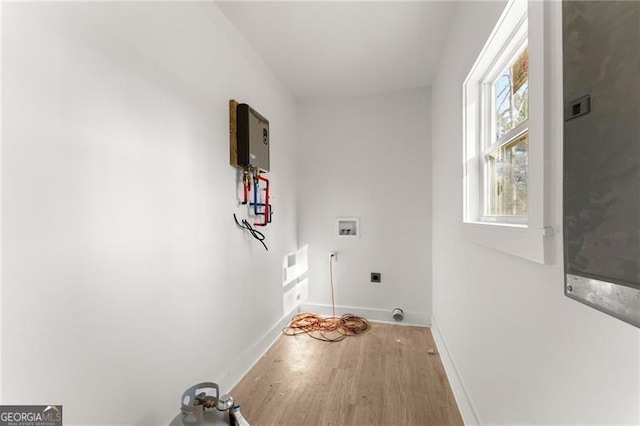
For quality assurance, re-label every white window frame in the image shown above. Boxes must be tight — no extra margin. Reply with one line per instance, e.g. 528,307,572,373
462,0,550,264
482,36,528,224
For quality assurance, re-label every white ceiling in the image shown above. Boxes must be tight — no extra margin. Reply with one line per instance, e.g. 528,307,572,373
216,1,457,101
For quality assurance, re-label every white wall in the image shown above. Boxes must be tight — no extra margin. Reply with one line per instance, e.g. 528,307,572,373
2,3,298,424
298,89,432,325
431,1,640,424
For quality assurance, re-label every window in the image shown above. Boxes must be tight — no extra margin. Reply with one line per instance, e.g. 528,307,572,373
484,42,529,223
462,0,550,264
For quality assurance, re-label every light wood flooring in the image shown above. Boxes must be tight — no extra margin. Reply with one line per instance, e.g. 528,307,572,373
231,322,463,426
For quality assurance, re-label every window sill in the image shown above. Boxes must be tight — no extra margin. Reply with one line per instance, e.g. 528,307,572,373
461,221,551,264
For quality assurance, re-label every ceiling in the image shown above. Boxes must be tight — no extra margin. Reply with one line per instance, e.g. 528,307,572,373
216,1,457,101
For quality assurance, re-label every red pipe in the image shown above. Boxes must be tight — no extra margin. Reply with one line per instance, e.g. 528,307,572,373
242,181,249,205
242,169,250,205
254,175,269,227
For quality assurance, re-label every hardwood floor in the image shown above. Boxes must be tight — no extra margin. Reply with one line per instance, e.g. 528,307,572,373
231,322,463,426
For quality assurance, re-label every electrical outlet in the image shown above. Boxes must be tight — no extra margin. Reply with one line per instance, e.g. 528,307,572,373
370,272,381,283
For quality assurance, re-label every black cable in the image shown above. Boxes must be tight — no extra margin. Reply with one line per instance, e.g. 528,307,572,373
233,214,268,251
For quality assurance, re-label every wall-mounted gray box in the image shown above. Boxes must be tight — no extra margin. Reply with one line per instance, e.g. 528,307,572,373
563,0,640,328
235,103,270,172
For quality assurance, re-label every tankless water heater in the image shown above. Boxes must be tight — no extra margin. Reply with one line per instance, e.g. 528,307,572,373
229,100,270,172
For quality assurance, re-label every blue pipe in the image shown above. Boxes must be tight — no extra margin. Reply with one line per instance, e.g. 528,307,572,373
253,179,259,215
249,202,272,219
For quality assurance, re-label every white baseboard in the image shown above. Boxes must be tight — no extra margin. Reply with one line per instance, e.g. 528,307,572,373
216,309,295,393
299,302,430,327
431,316,480,426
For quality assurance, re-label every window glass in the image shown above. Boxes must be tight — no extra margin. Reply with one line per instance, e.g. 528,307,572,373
486,131,528,216
494,47,528,140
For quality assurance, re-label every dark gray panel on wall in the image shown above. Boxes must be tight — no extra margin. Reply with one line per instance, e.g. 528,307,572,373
563,1,640,327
